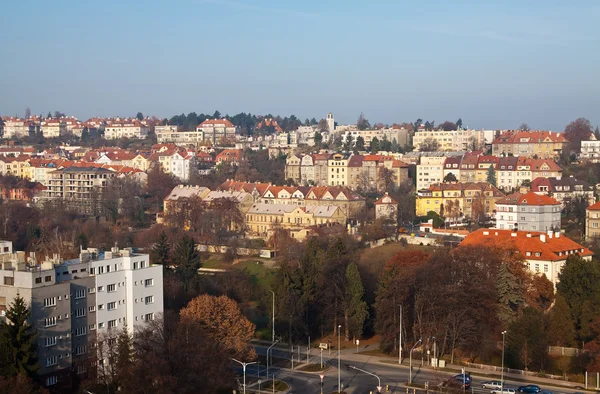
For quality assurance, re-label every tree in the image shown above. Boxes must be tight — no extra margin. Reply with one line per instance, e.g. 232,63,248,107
355,136,365,152
343,133,353,152
357,112,370,131
370,137,380,152
413,118,422,133
506,307,549,371
564,118,593,153
496,263,526,325
172,235,201,291
135,112,144,121
595,126,600,141
314,131,323,146
439,121,457,131
115,327,134,389
378,167,396,193
456,118,463,129
519,123,530,132
317,119,329,133
486,164,497,186
344,263,369,340
180,295,256,359
525,273,554,311
444,173,458,183
212,110,221,119
151,231,171,266
548,294,575,347
24,107,31,119
0,295,38,378
419,138,440,152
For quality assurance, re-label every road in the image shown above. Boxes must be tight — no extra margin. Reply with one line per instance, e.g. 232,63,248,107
248,345,595,394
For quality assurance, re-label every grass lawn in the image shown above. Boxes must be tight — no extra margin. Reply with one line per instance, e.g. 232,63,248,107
233,259,277,289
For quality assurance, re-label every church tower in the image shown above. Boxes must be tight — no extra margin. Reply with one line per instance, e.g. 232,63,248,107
326,112,335,133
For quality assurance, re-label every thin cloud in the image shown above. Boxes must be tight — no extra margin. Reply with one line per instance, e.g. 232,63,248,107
200,0,320,18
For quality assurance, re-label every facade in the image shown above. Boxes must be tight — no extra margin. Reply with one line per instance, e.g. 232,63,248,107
374,193,398,221
416,182,505,217
580,140,600,162
416,156,446,190
413,129,485,151
197,119,238,145
285,155,302,183
460,229,593,287
1,117,33,138
156,125,206,146
586,202,600,239
215,149,244,164
326,113,335,133
0,245,163,388
104,120,148,140
494,191,561,232
492,130,566,158
531,176,595,207
328,153,351,187
300,155,315,185
41,119,66,138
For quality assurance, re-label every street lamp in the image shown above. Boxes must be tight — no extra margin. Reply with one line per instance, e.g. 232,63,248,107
338,324,342,393
258,379,262,394
266,338,281,379
231,358,257,394
270,290,275,343
399,305,403,365
349,365,382,393
501,331,507,393
320,374,325,394
409,338,422,384
432,336,436,369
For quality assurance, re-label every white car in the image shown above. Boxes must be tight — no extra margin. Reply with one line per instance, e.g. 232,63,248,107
482,381,503,391
492,388,515,394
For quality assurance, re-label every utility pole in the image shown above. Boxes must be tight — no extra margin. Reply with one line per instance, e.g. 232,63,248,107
270,290,275,343
338,324,341,393
399,305,403,364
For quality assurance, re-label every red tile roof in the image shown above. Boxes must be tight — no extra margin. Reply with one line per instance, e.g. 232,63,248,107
493,130,567,145
496,191,560,206
588,202,600,211
198,118,235,128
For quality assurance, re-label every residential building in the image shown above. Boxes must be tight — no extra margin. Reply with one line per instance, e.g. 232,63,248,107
285,155,302,183
328,153,351,187
492,130,566,158
494,191,561,232
417,156,446,190
162,185,211,215
215,149,244,165
416,182,505,217
413,129,485,151
586,202,600,238
1,117,33,138
255,118,282,133
313,153,331,186
197,119,238,145
245,203,346,240
41,119,66,138
460,229,593,287
580,140,600,162
531,176,595,207
0,245,163,389
156,125,206,146
300,154,315,185
374,193,398,221
104,120,148,140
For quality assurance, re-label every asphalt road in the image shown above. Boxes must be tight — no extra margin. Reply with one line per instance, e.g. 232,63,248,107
248,345,596,394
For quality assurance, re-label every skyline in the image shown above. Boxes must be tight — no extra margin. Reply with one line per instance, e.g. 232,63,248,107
1,1,599,130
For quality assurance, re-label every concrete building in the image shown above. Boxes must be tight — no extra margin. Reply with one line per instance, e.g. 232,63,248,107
104,120,148,140
416,182,505,217
197,119,238,145
580,140,600,162
416,156,446,190
1,117,34,138
586,202,600,239
494,191,561,232
285,155,302,183
413,129,485,151
326,113,335,133
0,245,163,389
41,119,66,138
492,130,566,158
461,229,593,287
531,176,595,207
374,193,397,221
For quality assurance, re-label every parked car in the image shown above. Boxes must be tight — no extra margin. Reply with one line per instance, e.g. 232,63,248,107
518,385,541,393
492,388,516,394
482,381,503,390
451,374,471,389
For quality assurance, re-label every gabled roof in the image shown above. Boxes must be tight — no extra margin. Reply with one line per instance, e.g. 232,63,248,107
374,193,398,205
198,118,235,128
460,229,592,262
493,130,568,145
588,201,600,211
496,191,560,206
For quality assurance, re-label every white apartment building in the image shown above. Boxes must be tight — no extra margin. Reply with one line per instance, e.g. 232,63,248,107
494,191,561,232
104,120,148,140
1,117,33,138
416,156,446,190
580,140,600,162
197,119,238,145
413,129,485,151
156,125,206,146
41,119,66,138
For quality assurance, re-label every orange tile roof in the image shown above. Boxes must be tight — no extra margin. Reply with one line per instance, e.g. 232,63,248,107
460,229,593,262
496,191,560,206
588,201,600,211
198,118,235,128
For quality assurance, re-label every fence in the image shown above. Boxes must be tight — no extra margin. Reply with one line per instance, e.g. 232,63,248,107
548,346,583,356
460,361,564,381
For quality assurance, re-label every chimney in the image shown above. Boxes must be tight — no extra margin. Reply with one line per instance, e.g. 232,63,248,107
547,230,553,239
555,231,561,238
511,232,517,237
526,233,532,238
483,231,489,235
540,234,546,243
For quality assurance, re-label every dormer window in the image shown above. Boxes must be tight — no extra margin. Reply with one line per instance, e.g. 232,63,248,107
526,252,532,256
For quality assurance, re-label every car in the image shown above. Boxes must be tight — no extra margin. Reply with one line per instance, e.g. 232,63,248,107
447,374,471,389
491,388,516,394
518,385,541,393
482,381,503,390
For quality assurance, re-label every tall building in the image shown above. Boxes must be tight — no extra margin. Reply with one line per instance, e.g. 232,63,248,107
326,113,335,133
494,191,561,232
0,245,163,389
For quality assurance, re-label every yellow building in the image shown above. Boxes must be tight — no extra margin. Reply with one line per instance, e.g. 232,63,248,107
245,203,346,240
328,153,351,187
492,130,566,158
416,182,505,217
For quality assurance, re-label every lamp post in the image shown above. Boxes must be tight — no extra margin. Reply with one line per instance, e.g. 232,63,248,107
231,358,257,394
399,305,403,364
320,374,325,394
432,337,436,369
258,379,261,394
320,347,323,368
501,331,507,393
349,365,382,393
270,290,275,343
266,338,280,379
338,324,342,393
409,338,422,384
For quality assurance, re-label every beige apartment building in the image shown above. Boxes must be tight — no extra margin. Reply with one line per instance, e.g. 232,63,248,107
492,130,566,158
586,202,600,239
413,129,485,151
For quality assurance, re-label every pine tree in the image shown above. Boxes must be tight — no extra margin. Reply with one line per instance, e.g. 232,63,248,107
548,294,575,346
344,263,369,340
486,164,497,186
151,231,171,266
0,295,38,378
496,263,525,325
115,327,134,388
595,126,600,141
172,235,201,289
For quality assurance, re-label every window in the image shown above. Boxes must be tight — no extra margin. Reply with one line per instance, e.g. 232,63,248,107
99,322,105,328
75,326,87,337
46,376,57,386
3,277,14,286
535,264,540,272
74,289,86,299
98,286,104,292
35,277,42,284
98,304,104,310
108,320,117,328
107,302,116,311
88,305,96,313
88,287,96,294
90,268,95,275
144,313,154,322
44,297,57,307
144,296,154,305
544,264,549,273
46,356,58,367
74,308,86,318
89,323,96,331
45,336,57,347
75,345,87,355
107,284,116,293
144,278,154,287
44,317,57,327
44,276,52,282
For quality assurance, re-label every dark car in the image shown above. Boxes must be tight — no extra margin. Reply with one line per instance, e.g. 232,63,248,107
452,374,471,389
518,385,541,393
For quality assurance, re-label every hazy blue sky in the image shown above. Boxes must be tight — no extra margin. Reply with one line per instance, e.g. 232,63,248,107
1,0,598,130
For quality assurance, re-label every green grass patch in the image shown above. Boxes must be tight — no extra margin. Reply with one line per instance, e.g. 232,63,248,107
234,260,276,289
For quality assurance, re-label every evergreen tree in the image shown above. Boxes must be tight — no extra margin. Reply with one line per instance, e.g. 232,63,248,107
548,294,575,346
456,118,463,129
486,164,497,186
354,136,365,152
496,263,525,325
151,231,171,266
343,134,353,152
344,263,369,340
0,295,38,378
595,126,600,141
391,138,399,153
370,137,380,153
115,327,134,388
172,235,201,289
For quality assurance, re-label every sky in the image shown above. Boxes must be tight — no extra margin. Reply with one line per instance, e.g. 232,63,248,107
1,0,599,130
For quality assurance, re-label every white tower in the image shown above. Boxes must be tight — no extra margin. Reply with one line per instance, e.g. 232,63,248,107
326,112,335,133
